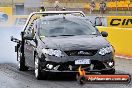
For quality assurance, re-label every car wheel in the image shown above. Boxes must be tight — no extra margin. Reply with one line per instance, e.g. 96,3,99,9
101,69,115,74
17,49,28,71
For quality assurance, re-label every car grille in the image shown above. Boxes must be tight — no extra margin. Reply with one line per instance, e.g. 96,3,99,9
64,50,98,56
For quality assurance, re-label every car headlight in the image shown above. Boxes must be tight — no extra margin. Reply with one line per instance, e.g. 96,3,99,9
42,48,64,57
99,46,113,55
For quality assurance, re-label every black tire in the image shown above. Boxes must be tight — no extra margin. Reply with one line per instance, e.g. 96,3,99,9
34,54,47,80
17,48,28,71
101,69,115,74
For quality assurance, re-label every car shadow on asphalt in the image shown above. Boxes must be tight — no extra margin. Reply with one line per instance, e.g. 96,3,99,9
26,68,77,81
46,72,77,81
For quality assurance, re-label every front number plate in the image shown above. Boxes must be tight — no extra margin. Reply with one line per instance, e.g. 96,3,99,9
75,59,90,65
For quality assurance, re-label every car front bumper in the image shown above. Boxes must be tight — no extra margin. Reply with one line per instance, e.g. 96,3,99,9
39,52,115,73
39,60,115,74
43,68,115,73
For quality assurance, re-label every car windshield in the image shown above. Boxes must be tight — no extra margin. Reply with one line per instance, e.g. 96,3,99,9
39,16,98,37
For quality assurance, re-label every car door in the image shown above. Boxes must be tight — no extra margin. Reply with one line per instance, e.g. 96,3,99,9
24,26,35,68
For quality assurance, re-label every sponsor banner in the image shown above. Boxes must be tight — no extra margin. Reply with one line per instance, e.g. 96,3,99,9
98,26,132,58
13,15,28,27
0,7,12,26
107,16,132,28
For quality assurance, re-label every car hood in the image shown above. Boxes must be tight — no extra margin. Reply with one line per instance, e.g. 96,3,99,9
41,35,110,51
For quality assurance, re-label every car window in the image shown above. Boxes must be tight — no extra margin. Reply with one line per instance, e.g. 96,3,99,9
39,16,98,37
25,24,34,35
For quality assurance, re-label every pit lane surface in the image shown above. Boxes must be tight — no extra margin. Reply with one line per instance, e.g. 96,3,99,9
0,27,132,88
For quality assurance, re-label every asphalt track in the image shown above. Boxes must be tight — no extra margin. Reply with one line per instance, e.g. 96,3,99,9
0,27,132,88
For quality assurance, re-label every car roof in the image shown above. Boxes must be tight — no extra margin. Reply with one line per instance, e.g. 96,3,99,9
25,15,89,32
23,11,86,31
39,14,87,21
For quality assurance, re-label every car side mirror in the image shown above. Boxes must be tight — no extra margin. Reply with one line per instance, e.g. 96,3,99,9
101,31,108,37
24,34,34,40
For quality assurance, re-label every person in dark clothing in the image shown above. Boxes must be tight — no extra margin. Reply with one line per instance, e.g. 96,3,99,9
40,6,46,12
99,0,106,14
